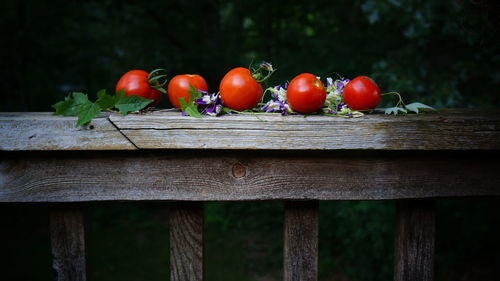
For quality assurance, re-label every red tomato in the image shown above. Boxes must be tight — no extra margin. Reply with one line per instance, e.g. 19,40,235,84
167,74,208,109
286,73,326,113
116,70,163,107
219,67,263,111
343,76,381,111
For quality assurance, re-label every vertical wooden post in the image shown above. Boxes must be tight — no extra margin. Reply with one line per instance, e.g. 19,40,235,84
284,201,319,281
50,205,86,281
170,202,204,281
394,200,435,281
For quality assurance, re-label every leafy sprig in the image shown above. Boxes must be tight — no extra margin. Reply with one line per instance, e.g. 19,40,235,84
179,85,203,118
377,92,434,115
52,89,153,126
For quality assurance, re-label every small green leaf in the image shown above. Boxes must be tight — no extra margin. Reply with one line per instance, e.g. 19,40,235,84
179,97,201,118
52,92,89,116
76,102,101,127
179,97,188,110
405,102,434,114
184,105,202,118
95,89,115,109
72,92,89,104
188,85,202,101
384,107,408,115
52,95,77,116
115,88,126,99
115,94,152,115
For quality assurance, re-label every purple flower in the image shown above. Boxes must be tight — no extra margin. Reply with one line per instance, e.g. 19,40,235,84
194,91,223,116
261,85,292,115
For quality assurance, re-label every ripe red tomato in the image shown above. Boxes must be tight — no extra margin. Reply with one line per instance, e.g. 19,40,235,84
116,70,163,107
343,76,381,111
167,74,208,109
219,67,263,111
286,73,326,113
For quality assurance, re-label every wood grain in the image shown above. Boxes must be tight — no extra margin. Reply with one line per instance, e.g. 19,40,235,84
284,201,318,281
0,112,136,151
1,109,499,151
394,200,435,281
50,205,86,281
109,109,500,150
170,202,203,281
1,151,499,202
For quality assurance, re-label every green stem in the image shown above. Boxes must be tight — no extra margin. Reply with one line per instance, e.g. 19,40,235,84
382,92,405,107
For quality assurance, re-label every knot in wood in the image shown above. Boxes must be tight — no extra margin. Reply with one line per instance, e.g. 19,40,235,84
231,163,246,178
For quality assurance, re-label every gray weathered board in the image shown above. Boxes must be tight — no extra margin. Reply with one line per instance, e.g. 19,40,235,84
1,151,499,202
1,109,499,151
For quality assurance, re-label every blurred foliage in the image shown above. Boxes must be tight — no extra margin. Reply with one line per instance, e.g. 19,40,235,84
1,0,500,280
2,200,499,281
1,0,499,111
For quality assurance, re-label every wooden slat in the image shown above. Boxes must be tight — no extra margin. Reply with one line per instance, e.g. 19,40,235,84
170,202,203,281
50,205,86,281
1,151,499,202
1,109,499,151
394,200,435,281
0,112,136,151
109,109,500,150
284,201,318,281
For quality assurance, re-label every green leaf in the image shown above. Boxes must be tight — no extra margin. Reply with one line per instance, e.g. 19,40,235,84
72,92,89,104
188,84,202,101
76,102,101,127
115,88,127,102
177,86,203,118
114,94,152,115
179,97,188,110
405,102,434,114
384,107,408,115
179,97,201,118
52,92,89,116
184,105,202,118
52,96,76,116
95,89,115,109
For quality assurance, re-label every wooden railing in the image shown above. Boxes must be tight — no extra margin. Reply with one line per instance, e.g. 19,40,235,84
1,109,499,281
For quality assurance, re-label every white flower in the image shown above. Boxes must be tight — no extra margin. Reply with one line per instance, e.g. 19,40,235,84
202,95,212,104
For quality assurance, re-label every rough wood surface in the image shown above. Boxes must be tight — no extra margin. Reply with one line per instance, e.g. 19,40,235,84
394,200,435,281
0,112,136,151
2,151,497,202
1,109,499,151
109,109,500,150
284,201,318,281
50,205,86,281
170,202,203,281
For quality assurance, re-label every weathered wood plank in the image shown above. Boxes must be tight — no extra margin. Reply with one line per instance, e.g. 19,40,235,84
1,109,499,151
0,112,136,151
170,202,203,281
109,109,500,150
1,151,498,202
284,201,318,281
50,205,86,281
394,200,435,281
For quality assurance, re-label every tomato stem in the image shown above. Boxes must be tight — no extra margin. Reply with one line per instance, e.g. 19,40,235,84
148,69,168,93
251,62,276,84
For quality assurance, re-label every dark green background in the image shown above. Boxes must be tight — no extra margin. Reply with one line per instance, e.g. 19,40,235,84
1,0,500,280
